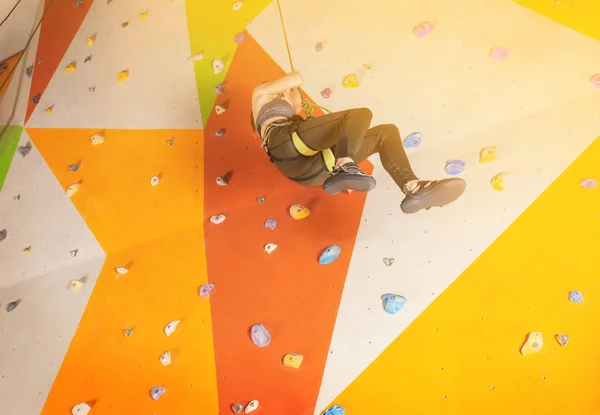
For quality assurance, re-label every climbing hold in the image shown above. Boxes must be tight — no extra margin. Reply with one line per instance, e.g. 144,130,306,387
314,42,324,52
69,162,81,172
187,53,203,62
199,284,215,298
489,47,510,60
231,403,243,414
320,88,332,99
123,328,134,337
580,178,597,189
590,73,600,88
383,257,395,267
283,353,303,369
66,62,77,73
444,159,466,176
116,266,128,275
70,249,79,257
18,141,32,157
140,10,149,20
215,104,227,115
121,21,129,28
150,386,166,401
264,243,277,254
90,133,104,145
381,293,407,314
66,183,81,198
86,36,94,47
212,59,225,74
322,404,345,415
251,323,271,347
71,402,92,415
210,215,226,224
232,1,243,11
84,55,92,63
6,300,21,312
556,334,569,346
165,320,180,336
479,146,497,164
403,132,422,148
234,32,246,44
117,70,129,82
31,93,40,104
68,279,84,292
363,64,372,70
244,400,259,413
160,351,171,366
0,229,6,243
319,245,341,265
167,139,174,146
216,176,228,186
216,128,226,137
13,195,20,201
520,332,543,356
413,21,434,38
150,175,160,186
215,83,227,95
25,65,33,77
256,196,265,205
23,246,31,254
490,172,507,191
569,290,583,303
45,105,53,114
89,86,96,93
341,73,359,88
75,0,83,7
265,219,277,230
289,204,310,220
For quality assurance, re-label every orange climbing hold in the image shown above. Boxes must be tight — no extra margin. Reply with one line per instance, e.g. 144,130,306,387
342,73,359,88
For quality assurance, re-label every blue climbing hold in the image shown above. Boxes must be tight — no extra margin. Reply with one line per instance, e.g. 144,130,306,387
322,405,345,415
569,290,583,303
265,219,277,230
444,159,466,176
319,245,341,265
381,293,407,314
403,132,422,148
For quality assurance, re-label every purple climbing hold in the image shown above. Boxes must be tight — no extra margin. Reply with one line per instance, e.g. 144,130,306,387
199,283,214,298
580,178,597,189
215,82,227,95
265,219,277,230
234,32,246,45
321,88,332,99
251,323,271,347
216,129,226,137
150,386,166,401
403,132,422,148
444,159,466,176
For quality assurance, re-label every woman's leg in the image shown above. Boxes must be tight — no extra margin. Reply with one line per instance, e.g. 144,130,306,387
353,124,466,214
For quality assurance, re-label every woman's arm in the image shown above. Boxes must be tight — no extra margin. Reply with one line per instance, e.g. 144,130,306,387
254,71,304,96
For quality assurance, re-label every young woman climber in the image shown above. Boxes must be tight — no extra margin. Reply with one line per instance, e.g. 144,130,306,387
250,71,466,214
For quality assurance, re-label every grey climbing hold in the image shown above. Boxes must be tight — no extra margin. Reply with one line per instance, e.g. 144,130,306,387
0,229,6,243
231,403,243,414
84,55,92,63
69,162,81,172
167,139,174,146
150,386,166,401
215,83,227,95
89,86,96,93
265,219,276,230
7,300,21,312
556,334,569,346
122,21,129,28
251,323,271,347
32,94,40,104
13,195,20,201
216,128,226,137
70,249,79,257
123,328,134,337
256,196,265,205
383,257,395,267
569,290,583,303
18,141,32,157
25,65,34,77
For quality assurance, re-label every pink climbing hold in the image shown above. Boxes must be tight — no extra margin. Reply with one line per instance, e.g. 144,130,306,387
234,32,246,45
199,284,214,298
580,178,597,189
489,47,510,60
314,42,324,52
413,21,433,38
590,73,600,88
320,88,331,99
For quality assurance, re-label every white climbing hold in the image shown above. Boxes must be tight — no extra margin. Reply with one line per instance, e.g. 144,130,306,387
116,266,128,275
66,183,81,198
216,176,228,186
264,243,277,254
187,53,203,62
232,1,243,11
244,400,259,414
68,279,85,292
165,319,180,336
150,175,160,186
212,59,225,74
383,257,395,267
160,350,172,366
210,214,226,224
215,104,227,115
72,402,92,415
231,403,243,414
90,133,104,145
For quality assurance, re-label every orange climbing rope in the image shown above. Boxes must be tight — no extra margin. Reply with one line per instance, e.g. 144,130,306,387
274,0,331,118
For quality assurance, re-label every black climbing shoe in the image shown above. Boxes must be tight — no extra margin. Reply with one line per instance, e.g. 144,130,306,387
323,162,377,195
400,178,466,214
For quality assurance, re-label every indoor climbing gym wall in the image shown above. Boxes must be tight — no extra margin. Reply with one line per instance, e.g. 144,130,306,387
0,0,599,414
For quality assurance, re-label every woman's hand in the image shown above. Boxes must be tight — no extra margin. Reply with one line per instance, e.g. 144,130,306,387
282,87,303,114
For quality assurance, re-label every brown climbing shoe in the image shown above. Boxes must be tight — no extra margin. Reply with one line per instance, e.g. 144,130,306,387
400,178,466,214
323,162,377,195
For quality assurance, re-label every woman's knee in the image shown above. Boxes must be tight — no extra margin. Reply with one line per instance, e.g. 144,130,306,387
350,107,373,123
375,124,401,142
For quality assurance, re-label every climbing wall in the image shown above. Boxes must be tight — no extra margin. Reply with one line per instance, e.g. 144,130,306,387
0,0,599,414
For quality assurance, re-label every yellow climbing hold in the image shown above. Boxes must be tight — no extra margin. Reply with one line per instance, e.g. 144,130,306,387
479,146,497,164
283,353,303,369
140,10,149,20
86,36,95,46
66,183,81,198
46,106,53,114
490,172,506,191
90,133,104,145
65,62,77,73
23,246,31,254
521,332,543,356
289,204,310,220
117,70,129,82
363,64,372,71
342,73,359,88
